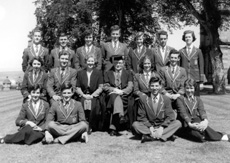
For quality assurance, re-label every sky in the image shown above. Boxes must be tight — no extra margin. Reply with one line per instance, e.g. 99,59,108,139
0,0,200,72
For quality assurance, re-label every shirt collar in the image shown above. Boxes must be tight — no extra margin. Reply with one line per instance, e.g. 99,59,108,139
151,93,160,101
170,65,178,70
186,44,194,50
33,44,41,50
143,71,151,76
32,99,40,106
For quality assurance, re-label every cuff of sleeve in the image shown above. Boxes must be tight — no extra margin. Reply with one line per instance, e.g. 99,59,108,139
200,74,207,83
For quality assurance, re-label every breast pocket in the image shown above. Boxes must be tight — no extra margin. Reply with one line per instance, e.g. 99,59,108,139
193,56,198,66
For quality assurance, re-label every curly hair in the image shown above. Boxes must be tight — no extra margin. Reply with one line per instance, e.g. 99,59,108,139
29,56,44,67
139,55,155,71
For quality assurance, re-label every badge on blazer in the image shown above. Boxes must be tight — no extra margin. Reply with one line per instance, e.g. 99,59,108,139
72,117,77,123
194,59,198,65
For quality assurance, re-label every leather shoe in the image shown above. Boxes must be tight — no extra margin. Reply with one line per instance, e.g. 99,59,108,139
120,116,126,124
141,135,154,143
109,130,118,136
167,135,177,142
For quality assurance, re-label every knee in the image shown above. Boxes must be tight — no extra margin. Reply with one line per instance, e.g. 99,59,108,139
78,121,88,130
47,121,56,130
132,121,139,129
174,120,182,128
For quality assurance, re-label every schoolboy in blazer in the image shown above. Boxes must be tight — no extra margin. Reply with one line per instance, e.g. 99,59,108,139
152,30,174,72
74,29,102,71
179,30,206,96
132,76,181,142
22,29,49,72
101,25,129,71
47,51,77,104
50,33,75,69
177,78,230,142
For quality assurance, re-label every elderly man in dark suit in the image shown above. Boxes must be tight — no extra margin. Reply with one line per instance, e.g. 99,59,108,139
104,55,133,136
47,50,77,104
132,76,181,143
179,30,206,96
22,29,49,72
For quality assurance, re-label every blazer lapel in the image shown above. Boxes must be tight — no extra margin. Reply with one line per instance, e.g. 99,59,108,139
55,68,62,84
140,73,149,88
35,100,44,119
66,100,75,118
59,101,68,118
34,71,43,84
38,46,44,57
156,46,164,64
146,95,156,116
29,46,36,57
156,95,164,117
164,46,170,64
181,47,190,60
173,67,181,82
189,47,197,60
61,67,70,84
165,67,174,81
28,101,37,118
184,97,197,115
134,46,146,60
28,71,34,85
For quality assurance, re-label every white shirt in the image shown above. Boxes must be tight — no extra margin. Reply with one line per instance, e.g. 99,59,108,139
60,67,66,76
112,40,119,49
32,100,40,116
137,45,143,53
33,70,39,82
170,65,178,76
33,44,41,56
159,46,166,61
186,44,194,55
87,70,93,86
85,45,93,53
143,71,151,83
151,94,160,104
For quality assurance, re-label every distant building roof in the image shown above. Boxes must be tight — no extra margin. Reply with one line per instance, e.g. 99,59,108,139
3,77,11,84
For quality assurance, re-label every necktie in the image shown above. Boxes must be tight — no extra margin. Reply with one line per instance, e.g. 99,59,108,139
86,46,89,53
61,69,65,82
34,71,38,82
145,73,150,84
172,67,175,75
138,47,141,53
188,47,191,55
35,45,38,55
115,71,121,87
153,96,157,103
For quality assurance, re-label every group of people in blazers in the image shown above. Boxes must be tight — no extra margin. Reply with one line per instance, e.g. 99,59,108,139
1,24,230,145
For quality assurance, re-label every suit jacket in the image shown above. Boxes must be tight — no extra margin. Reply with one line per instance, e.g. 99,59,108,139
152,45,174,72
138,94,176,128
46,99,86,126
133,71,160,96
159,66,187,95
76,68,103,96
179,46,206,82
104,68,133,95
101,41,129,71
47,67,77,97
74,45,102,71
22,45,49,72
16,100,50,130
127,46,153,73
21,69,48,101
50,47,75,69
177,96,207,126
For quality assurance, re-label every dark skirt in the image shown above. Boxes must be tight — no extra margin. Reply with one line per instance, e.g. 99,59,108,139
4,125,44,145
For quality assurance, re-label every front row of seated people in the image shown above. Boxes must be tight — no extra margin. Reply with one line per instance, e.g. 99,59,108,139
1,50,230,145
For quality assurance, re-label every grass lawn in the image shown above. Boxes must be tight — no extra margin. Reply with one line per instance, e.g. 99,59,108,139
0,90,230,163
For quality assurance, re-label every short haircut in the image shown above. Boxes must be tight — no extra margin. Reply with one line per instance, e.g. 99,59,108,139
59,32,68,38
134,32,145,41
149,76,162,86
33,28,42,36
158,30,168,38
61,82,73,92
182,30,196,42
29,56,44,67
58,50,70,59
169,49,181,58
110,25,120,33
83,29,94,39
139,55,154,71
109,55,124,63
84,55,98,66
28,84,42,93
184,78,197,88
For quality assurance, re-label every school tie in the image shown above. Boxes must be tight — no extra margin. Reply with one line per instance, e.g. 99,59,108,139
138,47,141,53
145,73,150,84
187,47,191,55
61,69,65,82
86,46,89,53
172,67,175,76
115,71,121,88
35,45,38,53
33,71,38,82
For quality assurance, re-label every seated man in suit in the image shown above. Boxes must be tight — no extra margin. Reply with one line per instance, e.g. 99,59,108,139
132,76,181,143
177,78,230,142
50,33,75,69
104,55,133,136
22,29,49,72
47,50,77,104
43,82,88,145
159,49,187,109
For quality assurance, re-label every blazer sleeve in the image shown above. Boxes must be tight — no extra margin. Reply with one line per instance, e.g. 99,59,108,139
126,48,132,71
40,102,50,130
176,96,191,123
49,50,55,69
45,103,56,130
198,49,206,82
122,71,133,94
91,71,103,97
77,102,86,122
41,73,48,101
103,71,115,92
46,70,56,97
197,97,208,120
74,49,81,71
133,74,141,96
158,67,167,95
137,98,152,127
43,49,50,72
161,97,176,128
71,69,77,92
22,49,29,72
96,48,102,70
15,104,28,127
21,73,29,100
177,69,187,95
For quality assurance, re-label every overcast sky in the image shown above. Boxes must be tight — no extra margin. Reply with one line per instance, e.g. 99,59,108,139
0,1,200,72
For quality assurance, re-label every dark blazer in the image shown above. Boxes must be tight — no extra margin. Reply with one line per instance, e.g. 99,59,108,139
104,68,133,95
47,67,77,97
179,46,206,82
16,100,50,130
74,46,102,71
76,69,103,95
46,99,86,126
22,45,49,72
133,71,160,96
137,94,176,128
101,42,129,71
159,66,187,95
127,46,153,73
152,45,174,72
177,96,207,126
21,69,48,101
50,47,75,69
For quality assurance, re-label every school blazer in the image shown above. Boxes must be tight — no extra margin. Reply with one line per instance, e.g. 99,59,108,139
177,96,207,126
46,99,86,126
127,46,153,73
137,94,176,128
133,71,160,96
179,46,206,82
159,66,187,95
104,68,133,95
101,41,129,71
74,45,102,71
47,67,77,97
50,47,75,69
152,45,174,72
22,45,49,72
16,100,50,130
21,69,48,101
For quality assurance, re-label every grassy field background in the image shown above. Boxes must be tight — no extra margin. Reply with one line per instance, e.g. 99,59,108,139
0,90,230,163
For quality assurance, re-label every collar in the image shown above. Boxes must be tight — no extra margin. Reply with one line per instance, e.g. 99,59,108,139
137,45,143,50
170,65,178,70
32,99,40,106
33,43,41,50
112,40,119,46
151,93,160,101
59,46,68,51
186,44,194,50
60,67,67,72
143,71,151,76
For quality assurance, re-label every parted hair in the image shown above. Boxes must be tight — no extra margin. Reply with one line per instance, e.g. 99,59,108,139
29,56,44,67
110,25,120,33
139,55,154,71
184,78,197,88
182,30,196,42
169,49,181,58
83,29,94,39
28,84,42,93
33,28,42,36
61,82,73,92
158,30,168,38
134,32,145,41
149,76,162,85
58,50,70,59
84,55,98,67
